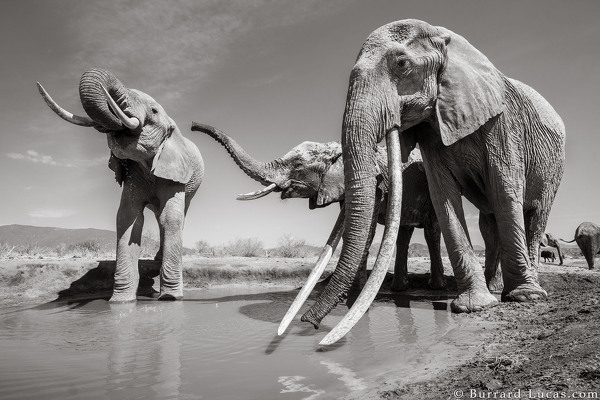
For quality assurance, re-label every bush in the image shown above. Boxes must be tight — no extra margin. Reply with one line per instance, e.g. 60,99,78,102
272,234,312,258
223,237,264,257
195,240,215,256
66,240,102,258
0,242,15,259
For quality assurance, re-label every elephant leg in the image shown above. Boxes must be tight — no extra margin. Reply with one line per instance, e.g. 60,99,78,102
390,226,414,291
579,239,595,269
421,161,497,313
110,187,145,303
424,219,444,290
479,212,502,293
156,182,187,300
497,202,547,302
154,221,164,262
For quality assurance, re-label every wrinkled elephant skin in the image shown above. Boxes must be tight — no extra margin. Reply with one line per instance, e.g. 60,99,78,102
38,69,204,302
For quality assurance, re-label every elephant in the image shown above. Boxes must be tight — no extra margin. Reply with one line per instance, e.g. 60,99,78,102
541,233,564,265
295,19,565,345
561,222,600,269
190,123,444,293
540,250,555,263
37,68,204,302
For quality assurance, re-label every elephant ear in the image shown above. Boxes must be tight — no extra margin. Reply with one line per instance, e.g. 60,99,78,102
434,28,505,146
151,129,195,184
316,154,345,207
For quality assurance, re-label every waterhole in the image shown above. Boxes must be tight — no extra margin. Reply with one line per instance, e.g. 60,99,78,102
0,287,466,400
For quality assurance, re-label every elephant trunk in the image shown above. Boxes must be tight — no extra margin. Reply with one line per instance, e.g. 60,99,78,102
191,123,290,187
301,72,402,333
79,68,131,131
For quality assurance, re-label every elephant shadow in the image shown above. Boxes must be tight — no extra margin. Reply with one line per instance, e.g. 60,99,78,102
48,260,161,305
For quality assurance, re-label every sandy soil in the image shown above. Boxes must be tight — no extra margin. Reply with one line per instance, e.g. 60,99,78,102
1,255,599,399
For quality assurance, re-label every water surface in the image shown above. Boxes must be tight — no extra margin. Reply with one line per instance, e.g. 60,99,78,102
0,287,461,400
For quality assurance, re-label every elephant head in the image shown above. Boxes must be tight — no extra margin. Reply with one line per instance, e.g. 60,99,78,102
38,68,194,184
191,123,352,208
301,19,507,343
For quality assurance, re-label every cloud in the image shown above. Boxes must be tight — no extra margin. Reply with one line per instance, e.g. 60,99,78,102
7,150,66,166
64,0,352,95
6,150,106,168
29,208,76,219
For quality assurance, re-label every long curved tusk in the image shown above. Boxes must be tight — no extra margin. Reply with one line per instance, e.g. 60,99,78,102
37,82,97,127
101,85,140,130
319,128,403,346
236,183,278,200
278,206,345,336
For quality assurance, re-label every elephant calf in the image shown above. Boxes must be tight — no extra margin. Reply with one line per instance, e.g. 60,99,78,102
540,250,556,263
38,69,204,302
190,123,444,292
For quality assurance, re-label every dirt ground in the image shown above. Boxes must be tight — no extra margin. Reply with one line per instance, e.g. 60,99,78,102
373,259,600,400
1,256,599,399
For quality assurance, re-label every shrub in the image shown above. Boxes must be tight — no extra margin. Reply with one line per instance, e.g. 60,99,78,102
223,237,264,257
0,242,15,259
66,240,102,258
195,240,214,256
272,234,312,258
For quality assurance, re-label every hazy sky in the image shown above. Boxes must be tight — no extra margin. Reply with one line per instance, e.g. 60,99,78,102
1,0,598,248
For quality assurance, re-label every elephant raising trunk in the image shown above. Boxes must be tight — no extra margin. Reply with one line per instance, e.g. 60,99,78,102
38,69,204,302
191,123,344,207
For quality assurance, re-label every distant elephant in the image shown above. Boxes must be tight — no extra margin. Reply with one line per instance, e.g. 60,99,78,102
540,250,555,263
301,19,565,345
561,222,600,269
541,233,564,265
38,69,204,302
190,123,444,292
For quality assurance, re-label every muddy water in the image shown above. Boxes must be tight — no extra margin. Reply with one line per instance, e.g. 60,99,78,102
0,287,466,400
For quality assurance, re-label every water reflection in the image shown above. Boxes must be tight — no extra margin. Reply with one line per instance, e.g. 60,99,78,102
106,302,183,400
0,288,468,400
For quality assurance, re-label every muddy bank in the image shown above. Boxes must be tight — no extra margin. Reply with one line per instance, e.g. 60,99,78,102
366,263,600,400
0,257,324,306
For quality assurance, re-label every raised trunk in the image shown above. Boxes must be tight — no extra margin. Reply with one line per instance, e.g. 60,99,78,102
301,77,382,328
190,123,289,187
79,68,131,131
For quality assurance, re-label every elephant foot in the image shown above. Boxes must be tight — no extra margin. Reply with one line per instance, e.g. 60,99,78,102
487,278,504,294
158,288,183,301
451,289,498,313
501,283,547,302
428,276,446,290
390,277,409,292
109,291,137,303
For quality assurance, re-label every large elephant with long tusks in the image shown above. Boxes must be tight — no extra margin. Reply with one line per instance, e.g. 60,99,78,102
300,19,565,345
190,123,445,296
38,69,204,302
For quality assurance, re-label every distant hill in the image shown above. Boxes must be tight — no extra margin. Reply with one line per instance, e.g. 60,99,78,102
0,224,116,251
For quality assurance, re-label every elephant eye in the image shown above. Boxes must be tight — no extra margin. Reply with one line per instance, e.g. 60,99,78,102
396,57,410,69
151,107,158,114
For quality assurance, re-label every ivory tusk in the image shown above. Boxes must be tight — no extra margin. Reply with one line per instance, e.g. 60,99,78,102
37,82,97,127
236,183,278,200
101,85,140,130
319,128,403,346
277,206,345,335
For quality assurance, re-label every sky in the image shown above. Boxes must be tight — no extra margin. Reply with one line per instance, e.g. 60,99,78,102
0,0,599,248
